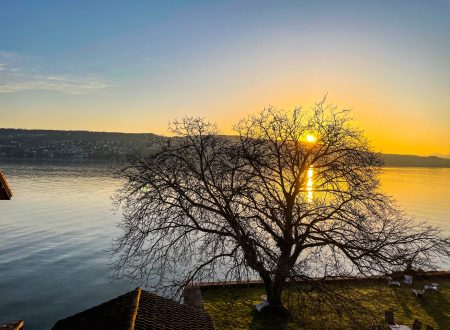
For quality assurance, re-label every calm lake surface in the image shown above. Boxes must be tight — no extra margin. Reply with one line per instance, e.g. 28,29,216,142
0,162,449,329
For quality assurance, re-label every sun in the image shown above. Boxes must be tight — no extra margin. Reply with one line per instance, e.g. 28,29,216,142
305,134,316,143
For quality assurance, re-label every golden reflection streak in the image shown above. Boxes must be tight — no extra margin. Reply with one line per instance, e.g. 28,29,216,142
307,165,313,203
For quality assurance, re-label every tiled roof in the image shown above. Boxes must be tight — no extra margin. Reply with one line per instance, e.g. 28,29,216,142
135,290,215,330
52,290,137,330
0,170,12,200
52,288,215,330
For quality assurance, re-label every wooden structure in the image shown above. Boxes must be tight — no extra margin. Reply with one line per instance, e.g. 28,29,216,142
0,170,12,200
52,287,215,330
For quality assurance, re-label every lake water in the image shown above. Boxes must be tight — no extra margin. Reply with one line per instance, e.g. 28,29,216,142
0,162,449,329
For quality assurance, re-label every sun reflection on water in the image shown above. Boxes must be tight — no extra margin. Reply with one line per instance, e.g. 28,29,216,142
307,166,313,203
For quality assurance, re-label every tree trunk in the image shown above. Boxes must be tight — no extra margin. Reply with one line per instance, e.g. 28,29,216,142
267,279,284,308
262,274,289,317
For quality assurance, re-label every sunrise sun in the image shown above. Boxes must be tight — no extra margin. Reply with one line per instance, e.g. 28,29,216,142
306,134,316,143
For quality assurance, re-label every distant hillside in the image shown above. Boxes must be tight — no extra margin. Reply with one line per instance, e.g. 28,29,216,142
0,128,155,142
0,128,159,160
1,129,449,167
381,153,450,168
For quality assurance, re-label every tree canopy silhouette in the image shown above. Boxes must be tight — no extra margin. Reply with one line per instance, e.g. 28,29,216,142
113,99,449,313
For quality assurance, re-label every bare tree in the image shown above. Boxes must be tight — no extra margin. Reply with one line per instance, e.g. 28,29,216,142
112,99,449,314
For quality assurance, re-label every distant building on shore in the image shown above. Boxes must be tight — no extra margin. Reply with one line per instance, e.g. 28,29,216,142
0,170,12,200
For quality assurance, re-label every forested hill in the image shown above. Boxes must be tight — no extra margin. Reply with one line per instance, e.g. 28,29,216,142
0,129,449,167
381,153,450,168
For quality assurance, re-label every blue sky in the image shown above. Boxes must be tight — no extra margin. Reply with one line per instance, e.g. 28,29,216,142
1,0,449,155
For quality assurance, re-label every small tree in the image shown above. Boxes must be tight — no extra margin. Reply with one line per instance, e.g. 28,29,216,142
113,99,449,313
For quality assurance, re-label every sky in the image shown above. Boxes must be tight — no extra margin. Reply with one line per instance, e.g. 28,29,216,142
0,0,449,156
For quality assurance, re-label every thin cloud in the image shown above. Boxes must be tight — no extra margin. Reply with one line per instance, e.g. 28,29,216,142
0,76,112,95
0,50,21,62
0,51,112,95
398,111,426,115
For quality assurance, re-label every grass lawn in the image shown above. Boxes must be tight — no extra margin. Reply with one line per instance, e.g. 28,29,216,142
202,277,450,329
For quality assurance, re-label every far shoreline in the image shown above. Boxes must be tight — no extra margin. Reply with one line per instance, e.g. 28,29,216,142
1,156,450,168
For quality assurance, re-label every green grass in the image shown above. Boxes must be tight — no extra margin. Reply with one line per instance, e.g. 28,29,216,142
202,278,450,329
